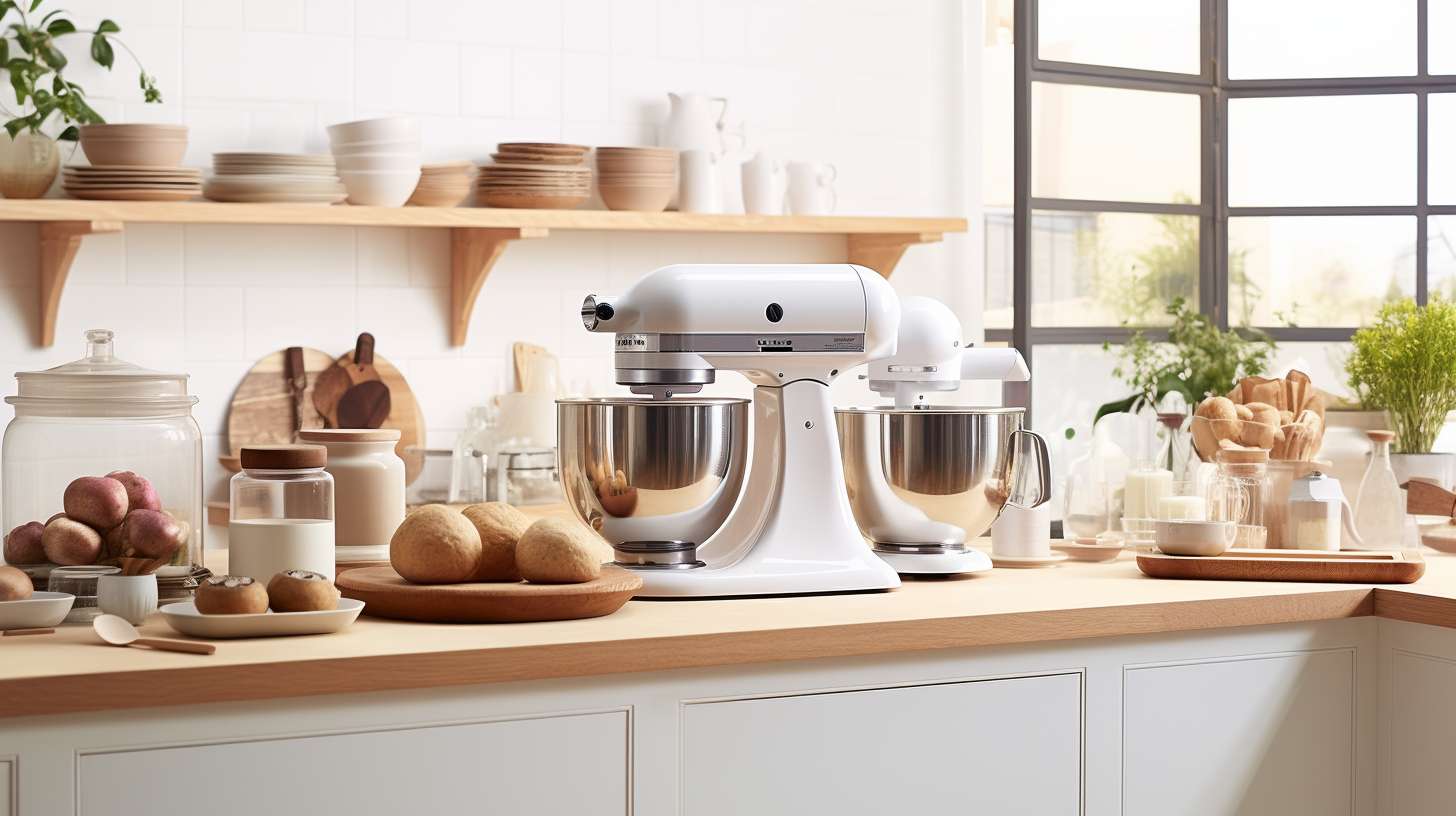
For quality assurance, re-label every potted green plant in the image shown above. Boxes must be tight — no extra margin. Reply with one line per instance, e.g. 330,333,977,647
1346,298,1456,488
0,0,162,198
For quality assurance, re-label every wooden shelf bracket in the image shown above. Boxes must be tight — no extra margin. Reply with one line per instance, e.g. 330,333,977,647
38,220,124,346
449,226,549,346
846,232,944,277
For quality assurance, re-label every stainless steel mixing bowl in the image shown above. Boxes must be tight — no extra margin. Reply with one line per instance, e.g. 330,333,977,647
835,406,1050,550
557,397,749,566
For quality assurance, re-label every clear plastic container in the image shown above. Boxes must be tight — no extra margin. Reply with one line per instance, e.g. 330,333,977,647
3,329,203,577
228,445,335,581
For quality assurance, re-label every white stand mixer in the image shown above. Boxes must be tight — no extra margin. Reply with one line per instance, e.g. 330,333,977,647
578,263,902,598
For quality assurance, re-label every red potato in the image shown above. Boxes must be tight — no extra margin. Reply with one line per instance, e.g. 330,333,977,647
42,517,102,565
105,470,161,513
117,509,185,560
63,476,129,531
3,521,46,564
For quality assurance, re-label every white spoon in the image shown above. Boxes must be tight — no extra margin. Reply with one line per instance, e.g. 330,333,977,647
93,614,216,655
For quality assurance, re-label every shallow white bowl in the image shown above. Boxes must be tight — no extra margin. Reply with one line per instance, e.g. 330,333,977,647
159,598,364,639
338,169,422,206
333,153,422,172
1153,519,1236,557
326,116,418,145
0,591,75,629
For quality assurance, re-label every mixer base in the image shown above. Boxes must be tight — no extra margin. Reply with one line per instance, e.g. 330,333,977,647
875,548,993,576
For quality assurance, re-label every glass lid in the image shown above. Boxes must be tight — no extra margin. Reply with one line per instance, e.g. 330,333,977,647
7,329,195,405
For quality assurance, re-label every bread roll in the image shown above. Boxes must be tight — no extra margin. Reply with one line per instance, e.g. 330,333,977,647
266,569,339,612
390,504,482,584
1196,396,1238,423
195,575,269,614
461,502,531,581
517,518,605,584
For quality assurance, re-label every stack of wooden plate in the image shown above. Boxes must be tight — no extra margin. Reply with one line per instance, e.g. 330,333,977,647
62,165,202,201
407,161,475,207
203,152,346,204
477,142,591,209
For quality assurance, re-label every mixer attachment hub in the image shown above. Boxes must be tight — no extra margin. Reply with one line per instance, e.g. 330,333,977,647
614,540,705,569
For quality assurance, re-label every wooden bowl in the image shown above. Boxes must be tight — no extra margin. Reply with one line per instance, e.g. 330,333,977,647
79,125,188,168
599,183,674,211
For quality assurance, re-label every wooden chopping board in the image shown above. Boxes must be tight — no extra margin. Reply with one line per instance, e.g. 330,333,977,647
1136,547,1425,584
336,565,643,623
226,346,428,484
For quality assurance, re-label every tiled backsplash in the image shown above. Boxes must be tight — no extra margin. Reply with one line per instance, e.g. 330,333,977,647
0,0,980,504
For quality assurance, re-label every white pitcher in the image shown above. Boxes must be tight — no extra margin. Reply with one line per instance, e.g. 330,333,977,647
742,152,786,215
787,161,837,215
679,150,722,214
662,92,728,154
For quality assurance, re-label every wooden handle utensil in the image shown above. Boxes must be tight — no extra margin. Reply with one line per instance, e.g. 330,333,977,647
1403,479,1456,518
131,637,217,655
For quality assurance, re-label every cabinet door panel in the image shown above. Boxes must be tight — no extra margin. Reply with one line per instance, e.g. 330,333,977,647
0,759,11,816
79,711,627,816
683,673,1081,815
1388,650,1456,815
1123,650,1354,816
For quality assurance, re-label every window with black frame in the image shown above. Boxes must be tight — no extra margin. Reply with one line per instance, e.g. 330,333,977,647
989,0,1449,523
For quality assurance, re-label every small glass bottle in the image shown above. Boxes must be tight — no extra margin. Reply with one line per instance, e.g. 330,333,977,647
228,445,335,581
1355,430,1406,550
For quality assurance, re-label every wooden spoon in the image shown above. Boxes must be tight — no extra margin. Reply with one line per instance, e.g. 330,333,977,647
1404,479,1456,518
93,614,216,655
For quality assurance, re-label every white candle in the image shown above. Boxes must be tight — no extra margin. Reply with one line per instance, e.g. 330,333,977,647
1124,468,1173,520
1158,495,1207,521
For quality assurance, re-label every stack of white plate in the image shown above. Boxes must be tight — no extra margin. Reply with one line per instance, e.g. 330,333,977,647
63,165,202,201
327,117,421,206
203,153,346,204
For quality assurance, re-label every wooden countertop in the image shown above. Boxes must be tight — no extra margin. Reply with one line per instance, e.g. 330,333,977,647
7,545,1456,719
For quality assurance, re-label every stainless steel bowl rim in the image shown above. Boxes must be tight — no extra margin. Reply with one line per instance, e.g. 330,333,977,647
835,405,1026,415
556,397,749,407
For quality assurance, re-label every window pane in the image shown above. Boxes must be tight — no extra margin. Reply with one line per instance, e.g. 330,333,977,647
1228,0,1415,79
1031,210,1198,327
984,208,1013,329
1038,0,1200,75
1032,83,1201,204
1227,95,1415,207
1428,216,1456,299
1268,342,1355,403
1228,216,1414,327
1431,1,1456,75
1430,95,1456,204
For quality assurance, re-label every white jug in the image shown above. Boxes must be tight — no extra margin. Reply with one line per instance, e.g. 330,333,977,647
678,149,721,213
786,161,837,215
662,92,728,154
742,152,786,215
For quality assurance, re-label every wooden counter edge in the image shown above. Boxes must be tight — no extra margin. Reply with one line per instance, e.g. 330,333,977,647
0,589,1373,719
1373,585,1456,628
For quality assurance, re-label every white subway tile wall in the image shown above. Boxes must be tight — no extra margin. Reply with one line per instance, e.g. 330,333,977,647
0,0,977,508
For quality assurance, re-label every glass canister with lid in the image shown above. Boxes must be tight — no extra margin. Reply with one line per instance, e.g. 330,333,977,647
2,329,204,579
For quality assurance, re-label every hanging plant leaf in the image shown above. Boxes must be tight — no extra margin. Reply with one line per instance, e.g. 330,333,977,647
40,41,65,69
96,19,119,34
0,38,8,65
89,33,111,68
45,18,74,36
1094,394,1144,427
56,123,77,140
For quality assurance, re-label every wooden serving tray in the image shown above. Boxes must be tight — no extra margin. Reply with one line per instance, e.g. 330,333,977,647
335,565,643,623
1136,548,1425,584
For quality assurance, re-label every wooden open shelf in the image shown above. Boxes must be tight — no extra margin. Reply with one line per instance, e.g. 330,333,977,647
0,200,966,347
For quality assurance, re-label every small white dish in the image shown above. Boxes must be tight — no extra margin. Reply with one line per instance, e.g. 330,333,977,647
0,592,75,629
159,598,364,639
1154,519,1236,557
990,551,1068,569
1051,538,1125,563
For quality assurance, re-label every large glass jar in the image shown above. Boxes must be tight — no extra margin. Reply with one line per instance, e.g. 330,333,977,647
2,329,203,578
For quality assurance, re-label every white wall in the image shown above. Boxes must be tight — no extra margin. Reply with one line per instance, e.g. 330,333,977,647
0,0,980,505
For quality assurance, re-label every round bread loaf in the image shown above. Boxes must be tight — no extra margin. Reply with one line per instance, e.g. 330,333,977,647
389,504,482,584
195,575,269,615
266,569,339,612
461,502,531,581
517,517,604,584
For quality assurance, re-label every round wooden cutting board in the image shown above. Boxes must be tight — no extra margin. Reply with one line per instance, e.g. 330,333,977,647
335,565,643,623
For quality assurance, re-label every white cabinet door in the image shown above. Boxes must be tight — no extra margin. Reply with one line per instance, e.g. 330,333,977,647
682,672,1081,815
0,759,11,816
78,711,627,816
1123,649,1355,816
1387,649,1456,816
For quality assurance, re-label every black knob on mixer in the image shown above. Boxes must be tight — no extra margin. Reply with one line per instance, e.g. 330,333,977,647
765,303,784,322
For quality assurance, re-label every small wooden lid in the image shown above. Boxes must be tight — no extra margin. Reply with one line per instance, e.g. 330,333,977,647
240,444,326,469
298,429,401,444
1216,447,1270,465
1366,429,1396,442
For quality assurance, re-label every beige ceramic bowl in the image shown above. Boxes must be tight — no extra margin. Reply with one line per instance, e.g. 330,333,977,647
599,183,674,212
79,124,187,168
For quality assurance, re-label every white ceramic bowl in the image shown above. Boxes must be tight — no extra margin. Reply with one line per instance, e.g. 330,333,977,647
333,152,423,172
1153,519,1236,557
326,116,418,145
0,591,75,630
330,139,422,156
338,169,423,206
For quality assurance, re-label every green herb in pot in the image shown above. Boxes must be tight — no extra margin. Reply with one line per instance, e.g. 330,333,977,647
1346,298,1456,454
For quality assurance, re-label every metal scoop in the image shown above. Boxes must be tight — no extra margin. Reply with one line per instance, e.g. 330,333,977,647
93,615,216,655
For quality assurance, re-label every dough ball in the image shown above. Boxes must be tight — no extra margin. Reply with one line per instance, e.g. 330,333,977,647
195,575,269,615
42,517,102,566
389,504,482,584
1234,404,1254,421
266,569,339,612
63,476,129,531
517,518,605,584
461,502,531,581
0,565,32,601
3,521,46,564
1196,396,1238,423
105,470,161,513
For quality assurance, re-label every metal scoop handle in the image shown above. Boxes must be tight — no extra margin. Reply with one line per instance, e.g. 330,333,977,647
1007,428,1051,509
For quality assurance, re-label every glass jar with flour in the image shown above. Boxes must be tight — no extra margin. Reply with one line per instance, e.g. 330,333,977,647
228,445,335,581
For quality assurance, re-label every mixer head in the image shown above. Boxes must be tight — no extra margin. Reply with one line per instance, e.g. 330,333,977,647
867,296,1029,409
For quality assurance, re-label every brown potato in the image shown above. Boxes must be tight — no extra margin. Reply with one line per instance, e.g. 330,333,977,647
63,476,129,531
517,517,604,584
3,521,46,564
41,517,102,566
0,565,32,601
117,509,185,559
105,470,161,513
390,504,482,584
461,502,531,581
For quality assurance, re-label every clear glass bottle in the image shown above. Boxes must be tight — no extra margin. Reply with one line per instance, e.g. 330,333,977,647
1355,430,1406,550
228,444,335,581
